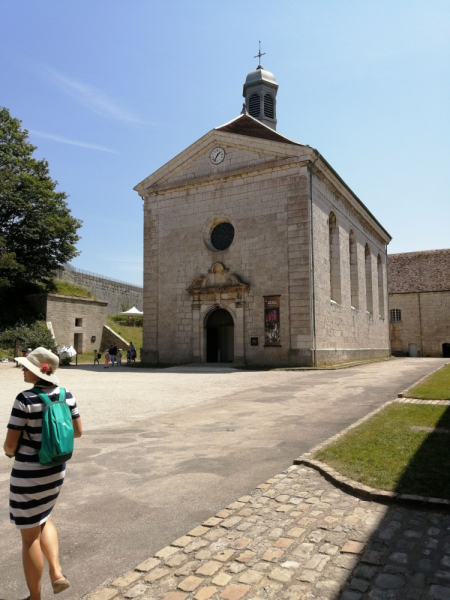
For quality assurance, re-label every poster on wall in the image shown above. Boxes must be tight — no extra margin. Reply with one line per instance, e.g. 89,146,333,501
264,295,281,346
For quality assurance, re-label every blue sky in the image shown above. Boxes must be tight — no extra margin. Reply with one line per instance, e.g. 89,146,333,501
2,0,449,286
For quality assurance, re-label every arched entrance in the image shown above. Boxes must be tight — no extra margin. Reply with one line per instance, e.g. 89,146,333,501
443,343,450,358
206,309,234,363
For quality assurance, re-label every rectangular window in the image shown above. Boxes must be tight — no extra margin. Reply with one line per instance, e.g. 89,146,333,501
390,309,401,322
75,318,83,327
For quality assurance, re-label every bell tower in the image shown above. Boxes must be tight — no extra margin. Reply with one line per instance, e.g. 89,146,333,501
242,42,278,130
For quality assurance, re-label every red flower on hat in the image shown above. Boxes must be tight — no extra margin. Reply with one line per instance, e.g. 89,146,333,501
40,363,54,376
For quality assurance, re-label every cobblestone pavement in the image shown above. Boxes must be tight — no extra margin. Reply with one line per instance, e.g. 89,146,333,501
86,465,450,600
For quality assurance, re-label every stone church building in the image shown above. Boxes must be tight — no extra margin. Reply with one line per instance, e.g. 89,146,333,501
134,63,392,366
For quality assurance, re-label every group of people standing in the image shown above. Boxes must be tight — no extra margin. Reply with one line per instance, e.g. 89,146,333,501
94,342,137,368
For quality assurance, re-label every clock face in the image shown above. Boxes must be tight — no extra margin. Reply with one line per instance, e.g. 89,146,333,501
210,147,225,165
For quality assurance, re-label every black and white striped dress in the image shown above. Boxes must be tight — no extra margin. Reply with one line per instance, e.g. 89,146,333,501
7,385,80,529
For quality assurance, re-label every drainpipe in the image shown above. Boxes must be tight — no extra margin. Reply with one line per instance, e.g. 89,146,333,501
309,164,317,367
418,292,424,357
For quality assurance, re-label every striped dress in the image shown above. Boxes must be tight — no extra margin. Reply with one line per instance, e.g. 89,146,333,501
7,385,80,529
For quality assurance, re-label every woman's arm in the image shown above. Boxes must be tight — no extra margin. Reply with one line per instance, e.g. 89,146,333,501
4,429,22,456
73,417,83,439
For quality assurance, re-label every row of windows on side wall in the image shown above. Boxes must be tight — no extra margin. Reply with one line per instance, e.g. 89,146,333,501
329,213,385,317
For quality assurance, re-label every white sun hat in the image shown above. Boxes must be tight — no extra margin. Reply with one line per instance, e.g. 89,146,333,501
15,347,60,385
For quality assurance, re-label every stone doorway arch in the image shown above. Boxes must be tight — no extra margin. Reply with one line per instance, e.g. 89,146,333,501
205,308,234,363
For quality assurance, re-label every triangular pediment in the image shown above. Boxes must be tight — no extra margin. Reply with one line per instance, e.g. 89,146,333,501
134,115,309,195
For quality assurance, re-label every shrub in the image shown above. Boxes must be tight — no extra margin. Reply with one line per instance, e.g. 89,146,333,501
0,321,55,352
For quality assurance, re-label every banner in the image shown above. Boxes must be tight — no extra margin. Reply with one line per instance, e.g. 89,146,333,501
264,296,281,346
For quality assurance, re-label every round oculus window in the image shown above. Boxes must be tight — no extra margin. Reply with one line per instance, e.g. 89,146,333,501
210,222,235,251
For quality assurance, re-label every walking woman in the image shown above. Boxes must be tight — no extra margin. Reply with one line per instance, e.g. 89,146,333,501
3,348,82,600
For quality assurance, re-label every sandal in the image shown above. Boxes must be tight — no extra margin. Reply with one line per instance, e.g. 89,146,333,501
52,576,70,594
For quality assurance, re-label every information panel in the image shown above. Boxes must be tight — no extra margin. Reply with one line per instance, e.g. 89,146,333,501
264,295,281,346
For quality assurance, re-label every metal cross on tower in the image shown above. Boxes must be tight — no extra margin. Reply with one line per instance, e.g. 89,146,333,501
254,41,265,68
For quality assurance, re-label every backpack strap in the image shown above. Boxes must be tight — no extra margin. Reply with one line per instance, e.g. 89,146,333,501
31,386,66,404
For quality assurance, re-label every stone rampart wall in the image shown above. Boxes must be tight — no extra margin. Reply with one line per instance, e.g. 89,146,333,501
57,267,143,316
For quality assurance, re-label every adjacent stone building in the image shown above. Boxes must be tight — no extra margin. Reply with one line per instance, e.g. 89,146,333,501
135,63,392,366
388,249,450,358
27,293,108,354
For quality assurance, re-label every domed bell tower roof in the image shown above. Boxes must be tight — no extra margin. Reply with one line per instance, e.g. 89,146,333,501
242,43,278,130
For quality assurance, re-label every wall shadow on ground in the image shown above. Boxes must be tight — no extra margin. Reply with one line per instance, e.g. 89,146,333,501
324,406,450,600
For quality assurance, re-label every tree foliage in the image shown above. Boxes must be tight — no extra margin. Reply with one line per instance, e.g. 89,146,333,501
0,106,82,291
0,321,55,352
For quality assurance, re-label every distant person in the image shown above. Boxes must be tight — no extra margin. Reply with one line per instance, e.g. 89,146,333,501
109,343,117,367
93,349,100,365
129,342,136,363
126,348,131,363
117,349,122,367
104,350,110,369
3,347,82,599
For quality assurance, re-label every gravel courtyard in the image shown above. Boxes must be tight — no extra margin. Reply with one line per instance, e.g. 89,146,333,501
0,358,446,599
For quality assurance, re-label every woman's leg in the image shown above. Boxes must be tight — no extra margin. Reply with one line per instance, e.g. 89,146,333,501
40,519,63,583
20,526,44,600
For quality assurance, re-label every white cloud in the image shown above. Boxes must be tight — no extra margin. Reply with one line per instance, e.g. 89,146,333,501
28,129,118,154
46,67,147,125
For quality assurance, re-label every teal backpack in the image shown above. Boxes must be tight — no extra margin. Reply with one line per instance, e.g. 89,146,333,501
31,387,74,466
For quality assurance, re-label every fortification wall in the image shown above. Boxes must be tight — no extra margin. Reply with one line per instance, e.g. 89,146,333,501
57,266,143,316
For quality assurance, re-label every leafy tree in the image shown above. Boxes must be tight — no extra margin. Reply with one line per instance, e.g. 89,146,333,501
0,106,82,291
0,321,55,351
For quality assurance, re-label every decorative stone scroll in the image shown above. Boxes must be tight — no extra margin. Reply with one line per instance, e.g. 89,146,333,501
187,262,249,301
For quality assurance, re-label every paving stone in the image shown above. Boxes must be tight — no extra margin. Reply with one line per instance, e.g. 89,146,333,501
196,561,222,576
304,554,330,572
375,574,405,590
195,550,212,561
238,569,264,585
262,548,284,562
296,569,317,583
184,539,210,553
212,572,233,586
286,527,305,538
316,580,341,593
178,576,204,592
194,586,217,600
144,567,171,583
429,586,450,600
362,550,383,565
135,557,160,572
354,565,377,580
220,584,251,600
281,561,300,570
238,508,254,517
228,501,246,510
319,543,339,555
155,546,180,559
175,561,200,577
276,504,294,513
275,537,294,549
228,562,247,574
222,516,243,529
236,550,256,563
231,537,252,550
238,496,253,503
162,593,187,600
213,550,235,562
112,572,141,588
340,592,362,600
89,589,119,600
165,553,188,568
172,536,194,548
292,542,314,559
341,541,365,554
335,555,359,571
268,527,284,540
308,529,326,543
122,584,149,598
351,578,370,592
269,567,293,583
204,528,227,541
389,552,408,565
203,517,223,527
189,526,210,537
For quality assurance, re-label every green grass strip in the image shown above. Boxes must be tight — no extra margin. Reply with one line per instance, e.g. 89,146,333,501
406,364,450,400
314,403,450,499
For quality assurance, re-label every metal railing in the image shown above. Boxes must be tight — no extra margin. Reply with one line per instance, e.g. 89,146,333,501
64,264,143,290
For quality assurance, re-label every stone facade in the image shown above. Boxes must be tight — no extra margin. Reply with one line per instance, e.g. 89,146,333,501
388,250,450,357
57,266,143,316
135,115,391,367
27,293,108,354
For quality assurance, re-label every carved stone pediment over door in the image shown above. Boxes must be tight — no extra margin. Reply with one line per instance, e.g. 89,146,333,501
187,262,249,304
187,263,249,365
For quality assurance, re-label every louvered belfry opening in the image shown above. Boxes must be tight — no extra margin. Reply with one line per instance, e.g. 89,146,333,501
248,93,260,117
264,93,275,119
